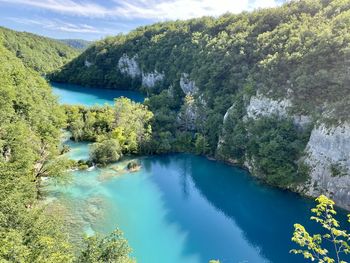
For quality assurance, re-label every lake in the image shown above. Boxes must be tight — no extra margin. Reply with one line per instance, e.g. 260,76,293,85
51,82,145,105
50,83,350,263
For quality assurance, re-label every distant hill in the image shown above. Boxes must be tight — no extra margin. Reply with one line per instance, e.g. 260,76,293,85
58,39,92,50
0,26,79,74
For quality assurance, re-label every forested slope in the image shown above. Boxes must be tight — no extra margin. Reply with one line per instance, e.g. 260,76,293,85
52,0,350,209
58,39,91,50
53,0,350,119
0,31,133,262
0,27,79,74
0,37,74,261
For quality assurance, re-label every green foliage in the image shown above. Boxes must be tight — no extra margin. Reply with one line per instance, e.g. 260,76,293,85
219,97,311,186
330,163,347,178
77,229,134,263
217,95,247,164
0,26,79,74
58,39,92,50
90,139,122,166
65,98,153,165
291,195,350,263
0,39,133,262
52,0,350,169
112,97,153,153
0,43,74,262
64,105,115,141
245,116,310,187
194,133,210,155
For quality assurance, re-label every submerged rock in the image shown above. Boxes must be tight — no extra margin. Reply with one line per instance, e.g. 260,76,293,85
127,160,141,172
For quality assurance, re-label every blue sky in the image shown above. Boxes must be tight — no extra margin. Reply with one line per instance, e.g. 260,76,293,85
0,0,284,41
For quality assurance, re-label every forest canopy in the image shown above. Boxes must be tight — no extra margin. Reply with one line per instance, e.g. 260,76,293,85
0,26,79,74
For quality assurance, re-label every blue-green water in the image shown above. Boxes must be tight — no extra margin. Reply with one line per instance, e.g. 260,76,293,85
51,82,145,105
50,83,350,263
50,142,350,263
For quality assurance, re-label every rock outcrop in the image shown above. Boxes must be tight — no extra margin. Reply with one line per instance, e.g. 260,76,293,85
117,53,164,88
303,123,350,210
142,71,164,88
180,73,198,95
221,92,350,209
246,93,291,119
117,54,141,78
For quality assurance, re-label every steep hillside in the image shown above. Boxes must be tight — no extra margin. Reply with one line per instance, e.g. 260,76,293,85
0,32,133,261
52,0,350,209
0,38,74,260
58,39,91,50
0,26,79,74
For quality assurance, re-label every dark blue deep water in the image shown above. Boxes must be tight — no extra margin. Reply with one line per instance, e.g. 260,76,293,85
51,151,350,263
50,83,350,263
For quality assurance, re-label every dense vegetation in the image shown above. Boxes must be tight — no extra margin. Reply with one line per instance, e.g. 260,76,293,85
217,93,312,188
51,0,350,186
63,98,153,165
53,0,350,120
2,0,350,260
58,39,92,50
0,27,79,74
0,32,132,262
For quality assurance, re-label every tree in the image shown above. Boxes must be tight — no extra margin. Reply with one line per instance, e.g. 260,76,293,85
291,195,350,263
194,133,209,155
77,229,134,263
112,97,153,153
0,43,75,262
90,139,122,166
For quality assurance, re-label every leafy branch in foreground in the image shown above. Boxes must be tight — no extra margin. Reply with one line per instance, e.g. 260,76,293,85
291,195,350,263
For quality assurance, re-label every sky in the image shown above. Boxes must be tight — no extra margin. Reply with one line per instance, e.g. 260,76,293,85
0,0,284,41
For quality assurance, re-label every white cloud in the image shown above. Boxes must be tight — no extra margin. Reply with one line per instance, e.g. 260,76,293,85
1,0,108,17
115,0,252,20
7,17,118,34
1,0,280,20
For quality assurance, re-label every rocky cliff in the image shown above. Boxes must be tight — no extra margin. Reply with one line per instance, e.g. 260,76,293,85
303,123,350,210
223,94,350,210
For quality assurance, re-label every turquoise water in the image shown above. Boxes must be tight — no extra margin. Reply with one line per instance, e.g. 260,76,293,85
51,82,145,105
50,83,350,262
65,140,90,161
50,143,350,263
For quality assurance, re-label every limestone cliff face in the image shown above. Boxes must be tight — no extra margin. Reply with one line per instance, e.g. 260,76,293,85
117,53,165,89
246,93,291,119
142,71,164,88
303,123,350,210
246,93,312,128
180,73,198,95
221,93,350,209
117,54,141,79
